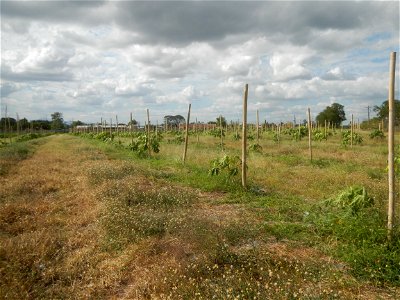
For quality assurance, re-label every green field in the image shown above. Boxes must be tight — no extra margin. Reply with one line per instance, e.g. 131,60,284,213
0,129,399,299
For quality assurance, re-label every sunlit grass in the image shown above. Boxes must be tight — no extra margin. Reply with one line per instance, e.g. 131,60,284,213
2,131,399,299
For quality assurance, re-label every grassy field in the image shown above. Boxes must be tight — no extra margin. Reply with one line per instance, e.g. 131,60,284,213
0,130,399,299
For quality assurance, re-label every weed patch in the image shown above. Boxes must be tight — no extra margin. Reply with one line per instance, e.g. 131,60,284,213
308,187,400,285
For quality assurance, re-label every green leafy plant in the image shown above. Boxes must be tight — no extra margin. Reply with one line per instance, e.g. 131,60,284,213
248,143,262,153
207,129,225,138
341,130,363,146
129,133,160,157
369,129,384,139
282,127,307,141
94,132,114,143
232,132,241,141
324,186,374,215
209,155,242,177
272,132,279,143
312,130,327,142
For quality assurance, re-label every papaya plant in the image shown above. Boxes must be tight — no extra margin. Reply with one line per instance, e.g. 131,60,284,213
209,155,242,178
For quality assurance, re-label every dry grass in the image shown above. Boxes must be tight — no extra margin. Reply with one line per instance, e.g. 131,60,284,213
1,133,399,299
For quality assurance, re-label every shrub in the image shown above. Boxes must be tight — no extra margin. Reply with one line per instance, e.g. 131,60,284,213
341,130,362,146
209,155,242,178
369,129,384,139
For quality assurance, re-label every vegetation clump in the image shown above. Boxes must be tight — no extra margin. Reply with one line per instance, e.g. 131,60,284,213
369,129,385,139
308,186,400,285
209,155,242,178
341,130,363,146
128,133,160,156
324,186,374,215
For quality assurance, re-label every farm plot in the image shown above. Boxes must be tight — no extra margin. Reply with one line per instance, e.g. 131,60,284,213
0,133,399,299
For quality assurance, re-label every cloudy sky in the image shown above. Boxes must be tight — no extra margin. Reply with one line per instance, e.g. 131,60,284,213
1,1,399,124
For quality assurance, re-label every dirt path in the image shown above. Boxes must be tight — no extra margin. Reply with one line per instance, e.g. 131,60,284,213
0,135,398,299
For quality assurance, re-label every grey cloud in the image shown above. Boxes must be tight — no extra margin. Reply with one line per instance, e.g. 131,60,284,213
113,1,397,47
1,66,74,82
0,82,19,97
2,1,397,49
1,0,108,25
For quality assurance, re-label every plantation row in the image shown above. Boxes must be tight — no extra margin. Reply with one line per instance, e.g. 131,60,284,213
70,126,385,156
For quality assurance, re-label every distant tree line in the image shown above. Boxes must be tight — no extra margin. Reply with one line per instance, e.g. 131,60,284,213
0,111,67,131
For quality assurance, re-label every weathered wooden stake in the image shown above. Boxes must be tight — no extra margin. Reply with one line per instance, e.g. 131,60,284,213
16,113,20,137
351,114,354,148
196,117,199,143
130,113,134,144
242,84,248,188
220,115,224,150
182,103,191,164
388,51,396,241
307,108,312,162
116,115,119,136
147,109,151,156
256,109,259,143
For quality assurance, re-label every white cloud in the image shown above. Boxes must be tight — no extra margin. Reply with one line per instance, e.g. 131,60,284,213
269,49,313,81
0,1,398,123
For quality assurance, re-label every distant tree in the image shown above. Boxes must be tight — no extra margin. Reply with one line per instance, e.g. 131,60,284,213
127,119,138,126
51,112,64,130
0,118,16,130
216,116,227,127
373,100,400,125
71,120,85,127
164,115,185,128
19,118,30,130
31,120,51,130
316,103,346,127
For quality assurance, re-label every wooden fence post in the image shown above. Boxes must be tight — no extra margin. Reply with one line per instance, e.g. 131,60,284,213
242,84,248,188
183,103,191,164
147,109,151,156
196,117,199,143
130,113,134,144
220,115,224,150
388,51,396,241
256,109,259,143
351,114,354,148
116,115,119,136
307,108,312,162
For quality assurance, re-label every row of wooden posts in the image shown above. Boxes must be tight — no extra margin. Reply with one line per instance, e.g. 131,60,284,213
72,52,398,241
242,52,397,241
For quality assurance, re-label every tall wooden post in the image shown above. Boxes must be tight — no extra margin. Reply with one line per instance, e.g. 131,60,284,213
16,113,20,137
147,109,151,156
110,118,112,135
183,104,191,164
116,115,119,136
130,112,134,144
256,109,259,143
307,108,312,162
220,115,224,150
388,51,396,240
242,84,248,188
351,114,354,148
196,117,199,143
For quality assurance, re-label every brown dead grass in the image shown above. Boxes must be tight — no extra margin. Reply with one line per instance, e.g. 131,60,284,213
1,134,399,299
